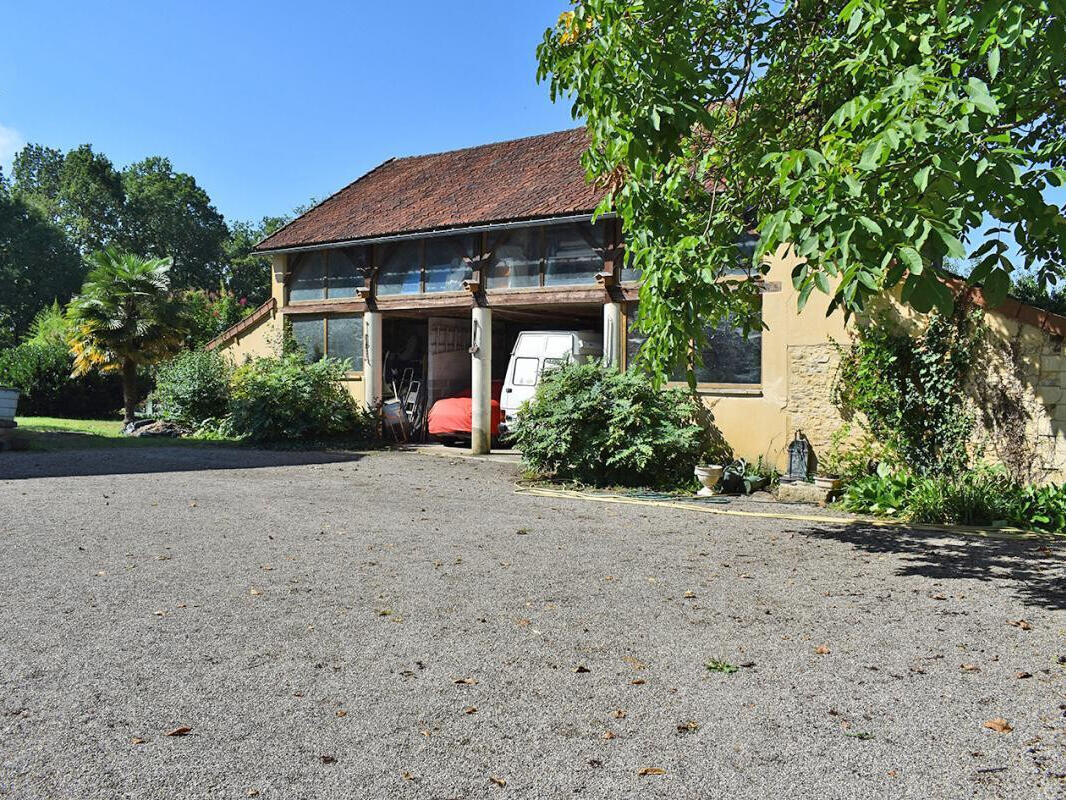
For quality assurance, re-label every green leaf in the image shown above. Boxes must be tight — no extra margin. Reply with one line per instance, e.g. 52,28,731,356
982,269,1010,307
857,216,882,236
988,47,1000,80
899,246,924,275
935,228,967,260
913,165,931,193
966,77,1000,115
859,141,882,171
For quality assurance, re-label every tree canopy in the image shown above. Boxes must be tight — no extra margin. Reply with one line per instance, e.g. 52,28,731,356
537,0,1066,383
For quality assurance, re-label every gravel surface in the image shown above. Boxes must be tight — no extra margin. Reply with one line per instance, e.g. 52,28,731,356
0,446,1063,799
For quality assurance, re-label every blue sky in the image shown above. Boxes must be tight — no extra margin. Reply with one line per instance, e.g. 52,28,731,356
0,1,576,224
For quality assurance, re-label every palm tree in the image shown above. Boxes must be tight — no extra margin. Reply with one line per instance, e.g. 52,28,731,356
67,248,188,424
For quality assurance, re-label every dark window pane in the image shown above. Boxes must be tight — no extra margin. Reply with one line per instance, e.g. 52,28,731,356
692,314,762,384
291,316,325,362
625,305,646,370
486,228,540,289
544,222,602,286
377,240,421,295
424,236,473,292
326,314,362,370
620,250,641,283
290,252,326,302
328,249,364,298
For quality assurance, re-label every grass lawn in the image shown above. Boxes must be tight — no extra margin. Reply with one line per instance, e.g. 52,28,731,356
12,417,240,452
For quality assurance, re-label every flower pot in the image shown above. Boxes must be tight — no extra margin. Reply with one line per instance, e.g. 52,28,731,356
694,464,725,497
814,475,842,491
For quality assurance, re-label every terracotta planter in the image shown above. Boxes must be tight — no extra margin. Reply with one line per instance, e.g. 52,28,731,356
694,464,725,497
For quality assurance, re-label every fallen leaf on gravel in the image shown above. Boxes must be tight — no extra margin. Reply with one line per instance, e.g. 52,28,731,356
260,564,272,571
683,590,696,598
515,528,529,535
249,588,262,596
814,645,831,655
623,656,647,670
293,691,304,697
320,755,337,764
516,618,531,627
95,571,106,577
602,730,615,740
401,771,415,781
130,737,147,745
1016,671,1032,679
630,679,646,685
960,664,980,672
165,726,191,737
677,720,700,733
335,710,347,717
1008,619,1032,631
454,677,478,685
575,665,590,673
463,706,477,715
588,759,603,768
610,709,626,719
247,790,260,798
419,729,431,738
153,610,167,617
638,767,666,776
490,776,507,787
377,608,392,616
931,594,947,600
983,718,1013,733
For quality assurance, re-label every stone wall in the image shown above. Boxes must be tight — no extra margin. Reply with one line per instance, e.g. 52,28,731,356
784,344,847,473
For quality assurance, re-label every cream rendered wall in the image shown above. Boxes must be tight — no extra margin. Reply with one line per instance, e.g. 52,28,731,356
695,246,849,473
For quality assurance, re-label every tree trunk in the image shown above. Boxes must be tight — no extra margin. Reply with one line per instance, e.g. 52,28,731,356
122,359,138,425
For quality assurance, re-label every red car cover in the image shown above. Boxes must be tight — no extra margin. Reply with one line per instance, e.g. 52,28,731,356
428,397,503,439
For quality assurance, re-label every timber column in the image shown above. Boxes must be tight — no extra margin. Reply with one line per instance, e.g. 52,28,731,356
603,301,624,369
470,306,493,454
363,311,383,410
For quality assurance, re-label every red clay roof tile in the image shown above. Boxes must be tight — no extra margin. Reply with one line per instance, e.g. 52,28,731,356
255,128,602,252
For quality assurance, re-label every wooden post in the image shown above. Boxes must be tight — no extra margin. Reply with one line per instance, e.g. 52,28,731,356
470,305,493,455
364,311,383,410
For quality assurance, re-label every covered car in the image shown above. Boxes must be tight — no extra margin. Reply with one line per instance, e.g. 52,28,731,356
427,381,504,442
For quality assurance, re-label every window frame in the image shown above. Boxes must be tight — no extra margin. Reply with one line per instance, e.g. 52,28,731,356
287,248,366,304
623,300,764,395
287,313,364,374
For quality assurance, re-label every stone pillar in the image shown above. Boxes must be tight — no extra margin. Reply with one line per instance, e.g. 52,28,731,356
363,311,383,410
470,306,493,455
603,301,624,369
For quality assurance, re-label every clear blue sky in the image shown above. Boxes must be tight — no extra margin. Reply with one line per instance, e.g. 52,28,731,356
0,0,576,224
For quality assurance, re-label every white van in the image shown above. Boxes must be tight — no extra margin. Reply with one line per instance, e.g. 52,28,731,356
498,330,603,435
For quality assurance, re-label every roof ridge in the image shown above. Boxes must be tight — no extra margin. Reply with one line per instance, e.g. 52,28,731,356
388,126,586,164
255,157,398,251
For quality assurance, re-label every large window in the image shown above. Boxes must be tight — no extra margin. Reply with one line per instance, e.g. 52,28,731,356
289,248,366,302
289,314,364,370
544,222,602,286
486,228,541,289
425,235,474,292
625,304,762,386
376,241,422,296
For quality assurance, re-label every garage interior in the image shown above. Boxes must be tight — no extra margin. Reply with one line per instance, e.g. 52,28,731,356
379,304,603,444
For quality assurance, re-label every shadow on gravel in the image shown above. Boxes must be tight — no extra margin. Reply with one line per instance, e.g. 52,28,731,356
797,523,1066,611
0,446,366,481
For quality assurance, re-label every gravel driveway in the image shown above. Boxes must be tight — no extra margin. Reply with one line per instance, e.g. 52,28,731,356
0,446,1063,799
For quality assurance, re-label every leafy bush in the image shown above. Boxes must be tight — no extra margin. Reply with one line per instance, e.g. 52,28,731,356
0,339,119,417
835,308,983,476
227,352,374,442
182,287,254,348
840,463,1066,532
510,360,721,488
151,349,231,425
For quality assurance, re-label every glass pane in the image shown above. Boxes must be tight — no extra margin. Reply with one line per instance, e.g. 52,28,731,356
289,252,326,302
486,228,540,289
620,250,641,283
377,241,421,295
326,314,362,370
512,357,539,386
290,316,325,362
691,314,762,384
328,249,364,298
544,222,601,286
424,236,473,292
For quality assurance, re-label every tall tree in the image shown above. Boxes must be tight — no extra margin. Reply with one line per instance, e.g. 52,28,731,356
118,156,229,289
67,249,188,423
0,183,85,346
537,0,1066,382
223,215,291,305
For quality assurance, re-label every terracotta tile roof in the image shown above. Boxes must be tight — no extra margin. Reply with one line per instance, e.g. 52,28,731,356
204,298,276,351
255,128,603,252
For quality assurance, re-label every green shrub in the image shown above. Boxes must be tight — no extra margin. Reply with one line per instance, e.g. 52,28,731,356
905,467,1016,526
839,463,915,516
1011,483,1066,533
510,360,721,488
227,352,374,442
182,287,255,348
151,349,232,425
0,339,119,417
